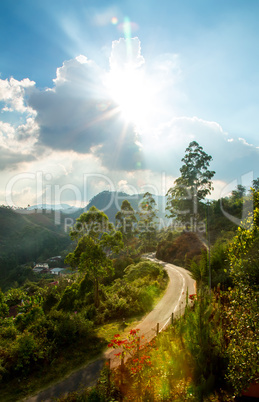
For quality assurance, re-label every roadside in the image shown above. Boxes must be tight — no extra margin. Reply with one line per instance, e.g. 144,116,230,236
24,358,105,402
23,256,195,401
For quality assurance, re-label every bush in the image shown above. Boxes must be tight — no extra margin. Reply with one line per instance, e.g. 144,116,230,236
124,260,167,282
156,232,206,267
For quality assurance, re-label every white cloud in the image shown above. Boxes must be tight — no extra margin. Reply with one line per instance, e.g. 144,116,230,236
109,37,145,70
28,40,144,171
140,115,259,183
0,77,35,114
0,37,258,208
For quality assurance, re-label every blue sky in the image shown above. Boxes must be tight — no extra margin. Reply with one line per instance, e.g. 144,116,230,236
0,0,258,207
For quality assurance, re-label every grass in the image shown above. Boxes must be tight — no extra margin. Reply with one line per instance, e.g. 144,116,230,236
96,316,144,344
0,313,159,402
0,338,104,402
0,267,170,401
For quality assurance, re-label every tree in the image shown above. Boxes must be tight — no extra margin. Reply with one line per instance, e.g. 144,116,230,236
138,192,158,251
224,188,259,394
166,141,215,231
231,184,246,200
252,177,259,191
228,188,259,289
66,206,123,308
115,200,137,242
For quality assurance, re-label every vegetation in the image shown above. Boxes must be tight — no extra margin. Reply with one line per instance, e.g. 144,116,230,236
166,141,215,231
0,143,258,401
115,199,137,242
138,192,159,252
0,207,71,291
156,231,206,268
0,242,168,400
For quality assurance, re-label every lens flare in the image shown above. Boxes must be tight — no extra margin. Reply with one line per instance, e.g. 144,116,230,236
111,17,118,25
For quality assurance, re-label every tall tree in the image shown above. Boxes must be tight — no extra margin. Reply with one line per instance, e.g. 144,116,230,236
66,206,123,307
138,192,158,251
166,141,215,231
115,200,137,242
224,189,259,394
231,184,246,201
252,177,259,191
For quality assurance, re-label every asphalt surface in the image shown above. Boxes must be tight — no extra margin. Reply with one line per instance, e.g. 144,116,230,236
24,255,195,401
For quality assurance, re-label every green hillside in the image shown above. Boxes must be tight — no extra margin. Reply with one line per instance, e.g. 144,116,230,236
84,191,168,224
0,207,71,290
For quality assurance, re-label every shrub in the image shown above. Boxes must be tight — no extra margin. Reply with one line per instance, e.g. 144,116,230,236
124,260,166,282
156,232,206,267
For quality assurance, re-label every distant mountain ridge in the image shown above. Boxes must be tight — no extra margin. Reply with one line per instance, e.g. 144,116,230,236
24,191,170,224
81,190,169,224
27,203,80,213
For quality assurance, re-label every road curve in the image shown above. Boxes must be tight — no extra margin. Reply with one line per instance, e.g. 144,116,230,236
138,254,196,334
24,256,195,401
105,254,196,366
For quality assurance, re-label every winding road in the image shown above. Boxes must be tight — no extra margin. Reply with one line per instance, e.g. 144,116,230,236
24,255,195,401
106,254,196,366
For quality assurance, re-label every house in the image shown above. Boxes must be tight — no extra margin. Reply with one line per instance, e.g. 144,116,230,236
33,263,50,274
48,256,62,262
50,268,66,276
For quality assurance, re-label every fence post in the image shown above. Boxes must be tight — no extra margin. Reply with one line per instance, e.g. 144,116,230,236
120,351,124,385
171,312,174,325
107,358,111,396
156,322,159,335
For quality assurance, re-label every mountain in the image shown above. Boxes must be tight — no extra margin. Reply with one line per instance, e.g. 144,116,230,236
26,203,80,213
0,206,71,287
0,191,170,289
82,191,169,226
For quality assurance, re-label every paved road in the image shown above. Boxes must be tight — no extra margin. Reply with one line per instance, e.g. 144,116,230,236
24,256,195,401
106,254,196,366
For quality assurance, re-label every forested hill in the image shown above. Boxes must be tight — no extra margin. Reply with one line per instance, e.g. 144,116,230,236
0,206,71,289
83,191,168,223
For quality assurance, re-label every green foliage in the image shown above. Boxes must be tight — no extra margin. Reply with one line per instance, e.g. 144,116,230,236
115,199,137,241
189,250,208,288
210,239,232,289
124,260,166,281
228,188,259,289
183,291,225,400
98,261,168,321
166,141,215,229
111,255,134,280
0,290,8,318
223,285,259,395
156,232,206,268
56,282,80,311
0,207,71,291
221,189,259,395
138,192,159,251
66,206,124,308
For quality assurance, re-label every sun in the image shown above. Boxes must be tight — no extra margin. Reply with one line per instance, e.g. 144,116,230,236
106,66,154,129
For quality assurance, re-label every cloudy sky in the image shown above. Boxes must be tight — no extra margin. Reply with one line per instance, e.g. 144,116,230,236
0,0,258,207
